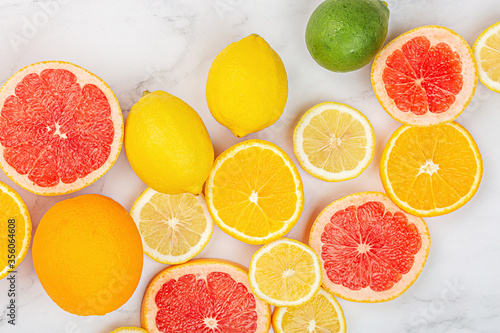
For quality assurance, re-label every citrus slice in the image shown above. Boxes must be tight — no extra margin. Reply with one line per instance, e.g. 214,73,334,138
272,288,346,333
309,192,430,302
110,328,148,333
248,238,322,307
473,21,500,93
0,61,123,195
380,122,482,217
372,25,477,125
130,187,214,265
141,258,271,333
0,181,31,279
205,139,304,244
293,102,375,181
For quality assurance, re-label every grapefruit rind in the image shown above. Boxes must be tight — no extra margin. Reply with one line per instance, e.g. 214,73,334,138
309,192,431,303
205,139,304,245
248,238,322,307
380,122,483,217
0,61,123,196
272,288,347,333
371,25,478,126
141,258,271,333
293,101,376,182
130,188,214,265
473,21,500,93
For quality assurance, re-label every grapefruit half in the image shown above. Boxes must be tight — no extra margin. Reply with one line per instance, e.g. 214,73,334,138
141,258,271,333
309,192,430,302
371,25,477,125
0,61,123,195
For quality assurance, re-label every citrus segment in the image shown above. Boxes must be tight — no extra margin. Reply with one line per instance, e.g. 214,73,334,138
141,259,271,333
130,188,214,264
473,21,500,93
0,181,31,280
309,192,430,302
380,122,482,217
372,26,477,125
248,238,322,307
293,102,375,181
205,140,304,244
272,288,346,333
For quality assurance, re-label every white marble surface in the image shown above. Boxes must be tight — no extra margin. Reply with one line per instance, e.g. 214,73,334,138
0,0,499,332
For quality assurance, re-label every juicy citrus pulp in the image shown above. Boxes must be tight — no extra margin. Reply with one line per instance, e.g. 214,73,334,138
248,238,322,307
293,102,375,181
305,0,389,72
205,139,304,244
125,90,214,195
130,188,214,264
109,328,148,333
0,61,123,195
473,21,500,93
272,288,346,333
206,34,288,137
32,194,143,315
309,192,430,302
380,122,482,217
141,259,271,333
372,26,477,125
0,181,31,279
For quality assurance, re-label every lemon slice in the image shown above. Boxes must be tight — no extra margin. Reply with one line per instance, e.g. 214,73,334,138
205,139,304,245
272,288,346,333
0,181,31,279
110,328,148,333
248,238,322,307
130,188,214,264
293,102,375,181
473,21,500,93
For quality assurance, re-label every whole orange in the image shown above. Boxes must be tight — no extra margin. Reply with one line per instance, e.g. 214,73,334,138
32,194,143,316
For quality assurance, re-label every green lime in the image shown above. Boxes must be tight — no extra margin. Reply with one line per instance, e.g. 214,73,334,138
305,0,390,72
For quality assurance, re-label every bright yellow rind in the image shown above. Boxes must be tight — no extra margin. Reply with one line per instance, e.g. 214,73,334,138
473,21,500,93
109,327,148,333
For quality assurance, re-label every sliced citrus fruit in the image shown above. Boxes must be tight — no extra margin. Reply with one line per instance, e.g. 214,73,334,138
248,238,322,307
205,139,304,244
0,61,123,195
110,328,148,333
272,288,346,333
372,25,477,125
0,180,31,279
130,187,214,265
293,101,375,182
309,192,430,302
473,21,500,93
141,258,271,333
380,122,482,217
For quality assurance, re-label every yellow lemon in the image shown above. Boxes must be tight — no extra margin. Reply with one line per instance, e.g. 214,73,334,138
206,34,288,137
125,91,214,194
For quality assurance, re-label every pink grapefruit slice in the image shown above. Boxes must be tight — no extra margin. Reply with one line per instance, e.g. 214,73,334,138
0,61,123,195
371,25,477,125
141,258,271,333
309,192,431,302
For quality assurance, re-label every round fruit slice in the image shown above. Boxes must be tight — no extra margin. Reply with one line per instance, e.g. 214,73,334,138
380,122,482,217
372,25,477,125
473,21,500,93
293,102,375,182
110,328,148,333
272,288,346,333
0,61,123,195
0,180,31,279
205,139,304,244
141,258,271,333
309,192,430,302
248,238,322,307
130,188,214,265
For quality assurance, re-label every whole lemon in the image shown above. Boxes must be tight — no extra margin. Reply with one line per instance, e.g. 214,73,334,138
125,91,214,194
32,194,143,316
206,34,288,138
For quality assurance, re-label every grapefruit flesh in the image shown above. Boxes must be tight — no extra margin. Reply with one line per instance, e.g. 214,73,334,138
142,259,271,333
309,192,430,302
0,61,122,195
